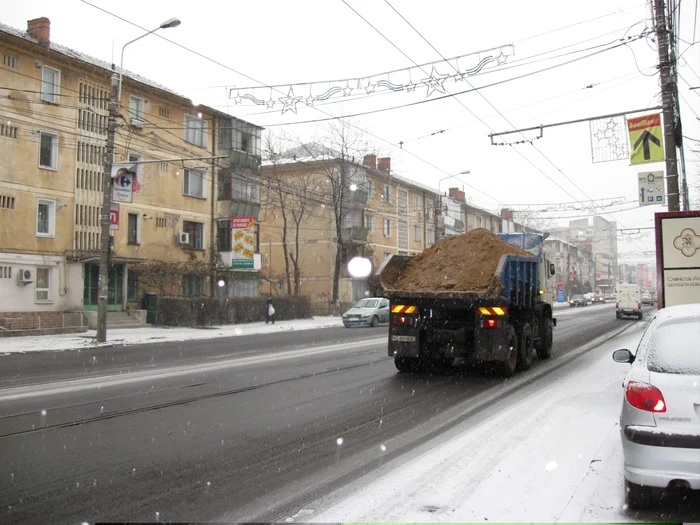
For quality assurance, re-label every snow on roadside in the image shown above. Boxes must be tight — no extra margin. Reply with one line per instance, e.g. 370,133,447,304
308,326,648,523
0,316,345,354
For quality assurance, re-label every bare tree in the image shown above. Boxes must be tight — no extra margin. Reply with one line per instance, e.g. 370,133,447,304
512,209,554,233
287,171,317,295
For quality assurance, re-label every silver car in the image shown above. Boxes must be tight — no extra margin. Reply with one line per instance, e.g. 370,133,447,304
612,304,700,509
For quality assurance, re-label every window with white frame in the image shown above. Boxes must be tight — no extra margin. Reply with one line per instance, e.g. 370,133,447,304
414,225,422,242
383,218,391,236
35,267,51,302
36,199,56,237
183,169,205,198
129,96,144,124
365,214,374,233
184,114,206,147
127,212,140,244
182,220,205,250
41,66,60,103
39,132,58,169
427,229,435,244
383,184,391,203
413,194,420,212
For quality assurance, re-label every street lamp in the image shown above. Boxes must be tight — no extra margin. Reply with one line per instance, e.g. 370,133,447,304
97,18,181,343
438,170,471,196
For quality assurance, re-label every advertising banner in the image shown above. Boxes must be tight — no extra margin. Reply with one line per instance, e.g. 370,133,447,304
231,216,256,269
655,211,700,308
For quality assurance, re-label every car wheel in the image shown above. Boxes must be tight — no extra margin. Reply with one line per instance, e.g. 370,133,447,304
502,325,518,377
616,312,621,319
638,312,643,320
625,480,654,510
370,315,379,327
394,357,416,372
517,323,534,371
536,318,553,359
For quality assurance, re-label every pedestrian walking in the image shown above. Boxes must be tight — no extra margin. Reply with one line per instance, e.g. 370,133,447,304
265,299,276,324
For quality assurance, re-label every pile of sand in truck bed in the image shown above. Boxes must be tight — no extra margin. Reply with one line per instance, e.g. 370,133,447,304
392,228,534,292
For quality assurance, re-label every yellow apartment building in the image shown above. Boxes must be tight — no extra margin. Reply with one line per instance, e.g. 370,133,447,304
0,17,262,331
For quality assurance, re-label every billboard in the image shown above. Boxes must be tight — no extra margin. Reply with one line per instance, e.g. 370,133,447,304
655,211,700,308
231,216,256,269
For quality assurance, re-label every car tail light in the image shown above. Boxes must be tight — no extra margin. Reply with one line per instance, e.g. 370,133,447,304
616,302,619,308
481,319,502,329
638,303,642,310
393,315,415,326
625,381,666,412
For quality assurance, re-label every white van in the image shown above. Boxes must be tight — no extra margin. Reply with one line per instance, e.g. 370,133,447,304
616,284,642,320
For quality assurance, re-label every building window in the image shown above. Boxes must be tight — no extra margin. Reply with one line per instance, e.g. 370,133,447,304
183,220,205,250
127,271,140,301
127,212,140,244
39,132,58,170
0,266,12,279
183,275,205,297
184,114,206,147
41,66,60,104
476,216,482,228
35,267,51,302
0,195,16,209
159,162,168,173
427,229,435,244
231,172,258,202
156,217,167,228
183,169,205,198
158,106,170,120
413,195,420,212
1,124,18,138
368,180,375,199
217,219,232,251
425,199,433,220
36,199,56,237
414,226,422,242
366,214,374,233
383,184,391,203
129,96,144,124
383,218,391,237
3,54,20,69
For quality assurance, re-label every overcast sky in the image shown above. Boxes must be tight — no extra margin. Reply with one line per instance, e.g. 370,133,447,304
5,0,700,263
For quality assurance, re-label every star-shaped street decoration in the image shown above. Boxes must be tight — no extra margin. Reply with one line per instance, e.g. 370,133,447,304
278,87,302,114
266,99,276,110
232,92,243,105
405,81,418,92
342,84,353,97
495,52,508,66
453,71,468,83
421,66,449,97
365,80,377,94
304,95,315,107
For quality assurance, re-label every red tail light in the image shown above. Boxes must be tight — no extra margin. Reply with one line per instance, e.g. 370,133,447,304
393,315,415,326
625,381,666,412
638,303,642,310
481,319,502,329
616,302,619,308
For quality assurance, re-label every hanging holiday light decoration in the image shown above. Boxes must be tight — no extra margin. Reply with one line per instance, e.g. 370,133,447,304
227,44,515,114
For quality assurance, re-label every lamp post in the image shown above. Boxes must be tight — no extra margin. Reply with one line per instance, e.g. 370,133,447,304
435,170,470,240
97,18,181,343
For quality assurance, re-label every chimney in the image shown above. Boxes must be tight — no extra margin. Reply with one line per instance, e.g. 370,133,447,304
378,157,391,174
448,187,466,202
500,208,514,219
363,154,376,170
27,17,51,46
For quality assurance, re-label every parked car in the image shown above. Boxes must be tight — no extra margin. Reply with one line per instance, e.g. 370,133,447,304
641,293,654,306
569,294,588,307
342,297,390,327
592,294,606,304
612,304,700,509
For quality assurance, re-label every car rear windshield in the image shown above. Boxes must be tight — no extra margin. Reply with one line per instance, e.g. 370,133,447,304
647,322,700,375
354,299,378,308
573,295,584,299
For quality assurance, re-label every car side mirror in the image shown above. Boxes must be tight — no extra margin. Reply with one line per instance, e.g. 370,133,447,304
549,263,555,276
612,349,634,364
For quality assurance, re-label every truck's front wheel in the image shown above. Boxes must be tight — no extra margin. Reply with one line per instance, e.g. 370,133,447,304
517,323,534,371
502,325,518,377
536,318,553,359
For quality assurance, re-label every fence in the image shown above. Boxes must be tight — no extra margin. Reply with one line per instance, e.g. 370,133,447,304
0,312,87,332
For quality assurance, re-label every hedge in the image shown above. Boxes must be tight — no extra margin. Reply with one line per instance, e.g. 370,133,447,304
155,295,313,327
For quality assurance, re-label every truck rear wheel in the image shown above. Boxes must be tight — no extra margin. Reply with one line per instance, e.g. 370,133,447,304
395,357,415,373
536,318,553,359
517,323,534,371
502,325,518,377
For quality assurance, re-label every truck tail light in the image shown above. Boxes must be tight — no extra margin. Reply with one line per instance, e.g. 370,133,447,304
481,319,502,329
393,315,415,326
625,381,666,412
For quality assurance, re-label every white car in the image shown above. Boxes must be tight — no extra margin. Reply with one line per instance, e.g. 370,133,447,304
612,304,700,509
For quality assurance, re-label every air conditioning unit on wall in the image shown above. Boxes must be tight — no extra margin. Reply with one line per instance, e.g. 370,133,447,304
17,268,33,284
177,232,190,245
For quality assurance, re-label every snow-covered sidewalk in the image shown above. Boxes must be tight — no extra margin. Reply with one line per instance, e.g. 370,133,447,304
0,316,345,354
307,322,656,522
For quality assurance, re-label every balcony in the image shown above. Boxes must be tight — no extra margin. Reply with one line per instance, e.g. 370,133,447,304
227,149,261,171
341,226,369,244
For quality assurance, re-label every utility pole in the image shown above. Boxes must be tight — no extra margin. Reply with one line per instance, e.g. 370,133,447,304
97,70,120,343
653,0,680,212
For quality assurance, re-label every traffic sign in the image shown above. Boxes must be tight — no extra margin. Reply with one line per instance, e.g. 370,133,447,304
638,171,665,206
112,172,133,203
627,113,664,165
109,204,119,230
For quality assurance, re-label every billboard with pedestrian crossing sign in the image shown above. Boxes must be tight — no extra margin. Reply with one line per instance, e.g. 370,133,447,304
638,170,665,206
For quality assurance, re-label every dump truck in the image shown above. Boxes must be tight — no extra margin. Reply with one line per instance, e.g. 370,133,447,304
377,231,557,377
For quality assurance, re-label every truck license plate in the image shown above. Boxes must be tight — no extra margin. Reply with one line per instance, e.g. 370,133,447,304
392,335,416,343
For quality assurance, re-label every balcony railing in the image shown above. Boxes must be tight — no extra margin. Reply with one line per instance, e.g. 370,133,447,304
341,226,369,243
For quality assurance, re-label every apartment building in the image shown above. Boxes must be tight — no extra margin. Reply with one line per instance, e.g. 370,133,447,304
544,237,596,301
0,18,262,331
